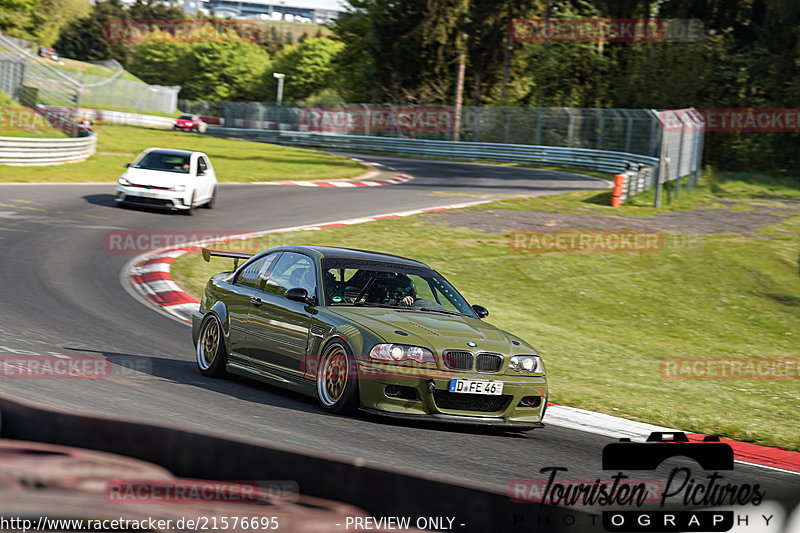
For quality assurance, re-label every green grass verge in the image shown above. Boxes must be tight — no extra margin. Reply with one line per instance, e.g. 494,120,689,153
89,105,182,118
475,168,800,217
171,178,800,451
55,58,144,82
0,90,68,138
0,125,365,182
0,89,19,108
0,129,67,138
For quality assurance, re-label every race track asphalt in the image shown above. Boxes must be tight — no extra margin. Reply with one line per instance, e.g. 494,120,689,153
0,154,796,514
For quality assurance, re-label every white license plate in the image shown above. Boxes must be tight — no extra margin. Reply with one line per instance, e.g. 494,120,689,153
448,379,503,395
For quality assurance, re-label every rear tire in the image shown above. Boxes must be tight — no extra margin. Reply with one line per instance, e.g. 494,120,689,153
196,314,227,377
316,340,359,415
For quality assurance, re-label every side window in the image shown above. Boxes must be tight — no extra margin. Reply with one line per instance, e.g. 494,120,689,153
265,252,316,298
198,157,207,174
237,254,278,289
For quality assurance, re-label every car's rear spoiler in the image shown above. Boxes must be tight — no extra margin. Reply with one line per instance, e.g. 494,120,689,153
201,248,253,269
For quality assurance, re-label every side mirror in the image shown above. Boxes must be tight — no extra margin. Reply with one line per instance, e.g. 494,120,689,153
285,287,315,305
471,304,489,319
124,163,130,168
198,170,205,176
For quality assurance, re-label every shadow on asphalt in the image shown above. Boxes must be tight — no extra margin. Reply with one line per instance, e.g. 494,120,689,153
65,347,537,438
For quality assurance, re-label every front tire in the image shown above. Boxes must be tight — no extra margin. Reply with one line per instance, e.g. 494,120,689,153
316,340,359,414
184,192,195,216
196,314,227,377
204,186,216,209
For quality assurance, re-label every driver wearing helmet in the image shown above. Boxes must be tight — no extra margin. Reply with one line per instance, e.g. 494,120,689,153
387,273,416,307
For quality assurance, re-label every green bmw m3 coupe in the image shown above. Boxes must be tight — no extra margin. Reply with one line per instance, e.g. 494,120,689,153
191,245,548,431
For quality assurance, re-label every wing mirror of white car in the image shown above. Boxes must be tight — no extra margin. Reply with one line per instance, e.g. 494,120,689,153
124,163,131,168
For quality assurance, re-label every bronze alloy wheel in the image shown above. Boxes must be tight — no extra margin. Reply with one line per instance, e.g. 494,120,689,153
316,341,358,413
196,315,226,377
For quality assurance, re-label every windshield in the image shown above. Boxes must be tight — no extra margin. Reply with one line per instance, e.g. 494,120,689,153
178,114,193,119
322,259,476,317
132,152,190,173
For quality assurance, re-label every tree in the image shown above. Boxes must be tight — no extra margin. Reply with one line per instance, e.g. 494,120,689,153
34,0,91,47
128,40,192,87
0,0,43,40
132,37,271,101
331,0,470,103
262,37,343,102
183,40,271,101
53,0,130,65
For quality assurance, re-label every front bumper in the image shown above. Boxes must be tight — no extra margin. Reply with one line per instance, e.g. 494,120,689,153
360,409,545,431
355,360,548,427
115,184,191,210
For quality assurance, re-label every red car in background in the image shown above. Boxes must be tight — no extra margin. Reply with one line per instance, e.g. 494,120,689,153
174,114,207,133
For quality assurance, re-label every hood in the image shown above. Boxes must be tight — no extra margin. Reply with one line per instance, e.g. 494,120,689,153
124,167,189,188
328,306,531,355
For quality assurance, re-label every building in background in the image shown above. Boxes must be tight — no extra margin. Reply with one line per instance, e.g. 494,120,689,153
175,0,346,23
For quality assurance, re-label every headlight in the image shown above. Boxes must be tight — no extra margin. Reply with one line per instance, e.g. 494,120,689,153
369,344,435,364
118,175,130,186
509,355,543,373
172,184,187,192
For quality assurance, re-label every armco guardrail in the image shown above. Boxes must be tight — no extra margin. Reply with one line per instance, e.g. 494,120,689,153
207,127,658,175
37,106,176,129
98,109,175,129
0,132,97,165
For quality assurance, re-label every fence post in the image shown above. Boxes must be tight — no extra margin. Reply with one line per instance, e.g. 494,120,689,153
596,109,604,150
534,108,542,145
622,109,633,153
566,107,576,148
674,116,685,199
503,107,510,144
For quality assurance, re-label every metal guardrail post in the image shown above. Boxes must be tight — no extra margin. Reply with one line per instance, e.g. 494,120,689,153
622,109,633,153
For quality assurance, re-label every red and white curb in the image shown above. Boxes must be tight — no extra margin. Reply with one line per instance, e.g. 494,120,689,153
546,403,800,475
123,200,493,325
122,207,800,477
266,173,412,187
264,158,414,187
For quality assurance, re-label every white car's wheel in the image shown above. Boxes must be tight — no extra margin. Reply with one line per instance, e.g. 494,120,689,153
184,192,195,216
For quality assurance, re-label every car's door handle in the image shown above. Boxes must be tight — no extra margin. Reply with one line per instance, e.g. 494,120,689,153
250,297,263,306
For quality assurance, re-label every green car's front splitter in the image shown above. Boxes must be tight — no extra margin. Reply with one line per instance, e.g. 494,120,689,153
355,361,547,430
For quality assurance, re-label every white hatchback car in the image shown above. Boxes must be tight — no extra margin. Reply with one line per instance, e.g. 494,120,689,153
115,148,217,215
